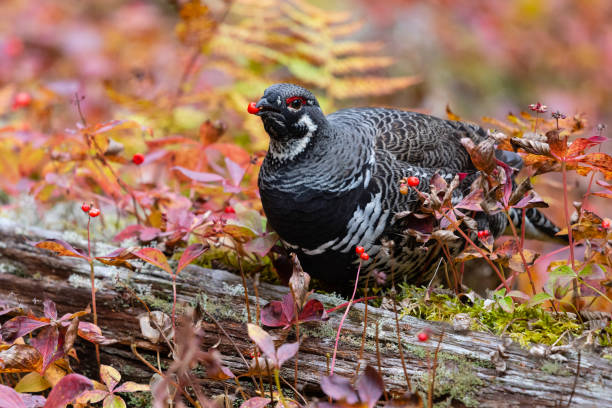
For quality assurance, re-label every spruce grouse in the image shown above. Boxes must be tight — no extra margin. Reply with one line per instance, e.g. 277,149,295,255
252,83,559,288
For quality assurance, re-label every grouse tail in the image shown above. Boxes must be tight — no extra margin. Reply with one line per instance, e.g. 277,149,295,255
508,207,566,243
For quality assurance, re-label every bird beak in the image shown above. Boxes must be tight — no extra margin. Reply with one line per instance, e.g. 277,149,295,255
254,97,279,114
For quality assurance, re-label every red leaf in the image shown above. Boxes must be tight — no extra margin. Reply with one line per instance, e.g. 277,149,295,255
224,157,246,187
172,166,225,183
146,136,198,149
588,135,608,143
30,326,64,374
33,240,90,261
0,316,49,343
298,299,328,323
0,384,27,408
77,322,117,345
356,366,384,408
131,248,173,275
17,393,46,408
43,300,57,321
244,233,279,257
281,293,296,325
239,397,271,408
320,375,359,404
176,243,208,275
455,188,484,212
260,301,291,328
112,225,143,242
43,373,92,408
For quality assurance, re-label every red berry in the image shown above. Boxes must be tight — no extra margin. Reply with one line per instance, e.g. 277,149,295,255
602,219,611,229
477,230,490,239
458,172,468,181
247,102,260,115
88,208,100,217
355,246,365,255
360,252,369,261
132,153,145,165
81,203,91,213
12,92,31,109
417,331,429,342
224,206,235,214
406,176,420,187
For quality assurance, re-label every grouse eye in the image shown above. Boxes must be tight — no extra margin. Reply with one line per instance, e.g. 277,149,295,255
286,96,305,110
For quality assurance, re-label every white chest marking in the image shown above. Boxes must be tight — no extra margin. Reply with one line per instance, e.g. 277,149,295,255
268,114,317,162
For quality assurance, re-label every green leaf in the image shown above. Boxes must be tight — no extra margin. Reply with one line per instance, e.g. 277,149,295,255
103,394,127,408
578,264,593,277
550,265,575,277
529,292,554,307
498,297,515,313
176,243,208,275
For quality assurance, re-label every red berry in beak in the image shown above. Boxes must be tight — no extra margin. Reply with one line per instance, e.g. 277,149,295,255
247,102,260,114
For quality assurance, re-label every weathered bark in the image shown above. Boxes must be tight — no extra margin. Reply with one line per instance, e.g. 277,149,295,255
1,217,611,407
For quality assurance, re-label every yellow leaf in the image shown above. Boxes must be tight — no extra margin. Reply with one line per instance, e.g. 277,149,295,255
14,371,51,393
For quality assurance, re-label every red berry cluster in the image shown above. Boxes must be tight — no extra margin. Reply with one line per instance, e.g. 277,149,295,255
477,230,490,239
81,202,100,217
224,206,235,214
355,245,369,261
528,102,547,113
399,176,420,195
132,153,145,165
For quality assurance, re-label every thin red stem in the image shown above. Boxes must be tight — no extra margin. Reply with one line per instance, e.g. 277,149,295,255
171,274,177,335
504,209,536,295
325,296,379,314
442,213,509,291
87,216,100,367
330,260,362,374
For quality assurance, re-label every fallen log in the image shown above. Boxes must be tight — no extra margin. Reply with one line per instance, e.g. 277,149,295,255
1,217,611,407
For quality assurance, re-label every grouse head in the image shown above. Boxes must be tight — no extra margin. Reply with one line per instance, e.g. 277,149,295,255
250,84,327,147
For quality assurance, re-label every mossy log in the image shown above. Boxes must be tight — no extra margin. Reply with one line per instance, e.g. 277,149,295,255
1,217,612,407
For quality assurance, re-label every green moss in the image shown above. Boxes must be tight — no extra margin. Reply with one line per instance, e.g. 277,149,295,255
415,359,484,407
124,392,152,408
140,294,176,315
398,285,595,348
540,361,572,377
